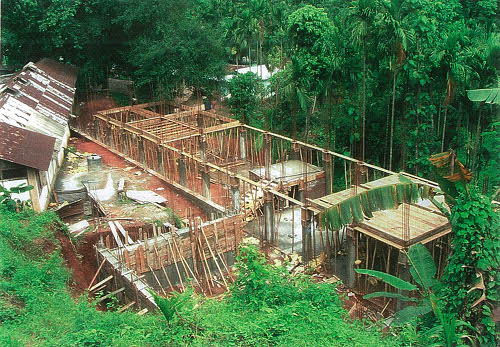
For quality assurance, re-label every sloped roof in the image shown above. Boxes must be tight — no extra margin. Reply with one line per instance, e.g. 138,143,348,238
0,59,78,156
0,122,56,171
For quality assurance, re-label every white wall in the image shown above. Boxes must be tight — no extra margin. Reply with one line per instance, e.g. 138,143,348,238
0,178,31,201
39,125,70,211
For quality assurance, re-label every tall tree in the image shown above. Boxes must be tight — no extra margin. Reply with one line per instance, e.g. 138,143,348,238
378,0,412,170
348,0,377,160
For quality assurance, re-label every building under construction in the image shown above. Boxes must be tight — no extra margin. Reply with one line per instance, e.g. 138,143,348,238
72,101,452,312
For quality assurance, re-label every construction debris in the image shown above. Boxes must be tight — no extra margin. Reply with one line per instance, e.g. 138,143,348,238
68,220,89,234
126,190,167,204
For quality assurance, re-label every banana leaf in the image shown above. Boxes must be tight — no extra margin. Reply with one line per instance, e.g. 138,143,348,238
327,206,341,231
467,88,500,104
339,199,353,225
363,291,418,302
408,243,438,291
396,184,406,204
410,183,419,202
392,304,432,327
360,192,373,218
350,195,364,222
355,268,418,291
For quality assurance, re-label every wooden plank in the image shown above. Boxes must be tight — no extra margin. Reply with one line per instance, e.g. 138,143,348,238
411,227,452,246
87,260,106,290
108,221,124,248
95,287,125,303
89,275,113,292
204,121,241,133
114,221,134,244
118,301,136,313
354,227,402,250
137,308,148,316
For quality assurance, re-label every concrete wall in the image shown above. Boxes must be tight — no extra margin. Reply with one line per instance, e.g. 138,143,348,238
97,248,157,311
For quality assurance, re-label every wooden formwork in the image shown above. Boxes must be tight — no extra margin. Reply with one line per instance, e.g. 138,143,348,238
101,215,243,295
82,101,453,271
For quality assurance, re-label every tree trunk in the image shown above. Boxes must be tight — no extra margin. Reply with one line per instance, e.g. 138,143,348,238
389,70,397,171
325,95,331,150
384,94,390,168
472,107,482,175
292,92,297,139
441,106,448,152
362,45,367,161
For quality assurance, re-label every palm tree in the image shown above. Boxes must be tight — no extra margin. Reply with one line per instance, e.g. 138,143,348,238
377,0,413,171
431,24,472,152
349,0,378,161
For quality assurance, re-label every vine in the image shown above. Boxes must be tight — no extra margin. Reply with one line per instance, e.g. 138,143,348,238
439,188,500,346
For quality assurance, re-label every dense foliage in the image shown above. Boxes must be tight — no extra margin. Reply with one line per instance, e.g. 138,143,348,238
439,189,500,346
3,0,499,195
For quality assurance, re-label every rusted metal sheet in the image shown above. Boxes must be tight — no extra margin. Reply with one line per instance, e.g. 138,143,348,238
0,59,78,155
0,121,56,171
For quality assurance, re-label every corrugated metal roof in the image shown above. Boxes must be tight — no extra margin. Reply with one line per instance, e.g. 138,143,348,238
0,122,56,171
35,58,78,88
0,96,68,152
0,59,77,159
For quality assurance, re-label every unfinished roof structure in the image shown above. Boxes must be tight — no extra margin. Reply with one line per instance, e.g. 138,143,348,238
72,101,453,311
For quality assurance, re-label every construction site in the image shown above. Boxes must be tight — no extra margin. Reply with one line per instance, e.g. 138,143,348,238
63,99,452,316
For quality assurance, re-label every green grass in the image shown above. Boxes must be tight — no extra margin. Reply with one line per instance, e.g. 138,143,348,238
0,207,411,346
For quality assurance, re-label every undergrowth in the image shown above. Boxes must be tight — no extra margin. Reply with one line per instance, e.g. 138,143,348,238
0,207,405,346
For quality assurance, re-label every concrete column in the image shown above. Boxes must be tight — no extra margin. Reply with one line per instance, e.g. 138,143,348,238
196,113,204,129
323,151,333,195
157,148,164,176
397,251,411,311
200,135,207,162
239,128,247,161
355,162,367,185
297,178,305,203
106,123,113,147
201,165,211,200
230,176,240,214
290,141,300,161
121,130,128,156
94,119,99,140
177,158,187,187
264,192,274,243
345,228,357,288
298,179,313,261
138,138,145,165
301,207,313,262
264,133,271,180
